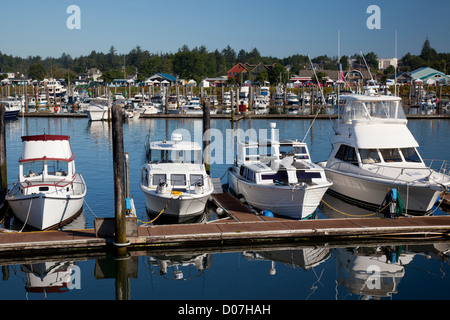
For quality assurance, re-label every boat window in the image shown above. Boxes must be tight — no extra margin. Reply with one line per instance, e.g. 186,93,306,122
171,174,186,186
335,144,358,165
380,149,402,162
261,171,289,184
296,171,321,181
240,166,246,177
190,174,203,186
359,149,381,164
143,169,149,186
47,160,69,176
152,174,166,185
401,148,421,162
151,149,201,164
341,100,406,123
293,146,309,160
23,161,44,177
246,169,255,182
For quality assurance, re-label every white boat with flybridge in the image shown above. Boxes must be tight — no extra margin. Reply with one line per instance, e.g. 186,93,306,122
140,132,214,222
317,92,450,214
6,134,87,230
228,123,333,220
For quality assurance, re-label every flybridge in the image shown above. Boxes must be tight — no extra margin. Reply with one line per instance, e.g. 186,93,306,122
20,134,74,162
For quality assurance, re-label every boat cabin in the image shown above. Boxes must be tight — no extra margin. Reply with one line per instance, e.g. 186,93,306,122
329,94,426,171
330,143,423,168
18,135,75,183
142,133,208,191
235,136,324,186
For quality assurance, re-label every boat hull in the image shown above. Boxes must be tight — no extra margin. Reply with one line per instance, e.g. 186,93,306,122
87,108,109,121
323,168,442,214
5,110,20,120
7,194,84,230
228,170,331,219
141,186,212,219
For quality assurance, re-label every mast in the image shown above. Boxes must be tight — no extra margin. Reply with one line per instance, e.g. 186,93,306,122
395,30,398,97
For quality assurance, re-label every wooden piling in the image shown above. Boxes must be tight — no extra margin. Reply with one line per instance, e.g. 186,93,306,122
111,103,128,254
202,98,211,175
0,104,6,207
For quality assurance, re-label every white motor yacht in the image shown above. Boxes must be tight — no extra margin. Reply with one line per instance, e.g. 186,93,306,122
6,134,86,230
140,133,214,221
317,93,450,214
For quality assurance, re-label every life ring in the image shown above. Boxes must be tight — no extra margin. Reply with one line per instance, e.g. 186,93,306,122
54,106,59,112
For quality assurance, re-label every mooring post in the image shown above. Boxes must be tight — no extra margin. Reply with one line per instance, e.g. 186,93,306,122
111,103,128,254
0,104,7,208
202,98,211,175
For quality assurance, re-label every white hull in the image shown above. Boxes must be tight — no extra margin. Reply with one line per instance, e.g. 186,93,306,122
8,194,84,230
141,187,212,218
323,168,442,213
87,108,109,121
229,170,331,219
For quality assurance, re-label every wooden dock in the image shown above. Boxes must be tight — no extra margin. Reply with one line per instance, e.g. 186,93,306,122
0,191,449,257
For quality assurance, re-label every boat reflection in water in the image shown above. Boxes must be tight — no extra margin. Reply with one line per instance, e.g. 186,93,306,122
335,246,414,299
20,261,78,297
3,240,450,300
335,242,450,300
148,253,211,280
243,247,331,275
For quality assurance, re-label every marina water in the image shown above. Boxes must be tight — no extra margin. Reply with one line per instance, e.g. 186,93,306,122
0,116,449,300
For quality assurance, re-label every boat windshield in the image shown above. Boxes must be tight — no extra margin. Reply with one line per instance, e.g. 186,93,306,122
150,149,202,164
22,160,69,178
340,99,406,123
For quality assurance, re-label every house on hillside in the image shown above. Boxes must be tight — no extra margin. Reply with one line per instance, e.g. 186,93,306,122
79,68,103,82
227,63,248,80
227,62,276,81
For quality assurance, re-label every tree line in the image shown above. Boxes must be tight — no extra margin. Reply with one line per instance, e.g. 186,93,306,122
0,39,447,85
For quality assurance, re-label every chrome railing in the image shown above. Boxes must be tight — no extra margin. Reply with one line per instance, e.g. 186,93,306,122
326,160,449,185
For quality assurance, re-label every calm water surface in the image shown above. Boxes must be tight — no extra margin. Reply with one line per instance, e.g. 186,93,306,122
0,116,449,301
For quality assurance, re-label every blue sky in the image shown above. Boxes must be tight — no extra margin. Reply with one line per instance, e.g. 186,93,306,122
0,0,449,59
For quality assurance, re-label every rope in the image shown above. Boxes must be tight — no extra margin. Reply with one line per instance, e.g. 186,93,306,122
137,195,178,224
83,199,98,218
19,197,33,232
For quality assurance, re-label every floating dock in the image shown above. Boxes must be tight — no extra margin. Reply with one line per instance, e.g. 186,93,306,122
0,190,449,257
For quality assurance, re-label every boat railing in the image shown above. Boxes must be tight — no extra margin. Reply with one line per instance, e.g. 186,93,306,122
326,161,443,185
150,174,211,195
422,159,450,176
15,175,86,196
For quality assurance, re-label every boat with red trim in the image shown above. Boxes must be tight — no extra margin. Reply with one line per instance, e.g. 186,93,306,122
6,134,87,230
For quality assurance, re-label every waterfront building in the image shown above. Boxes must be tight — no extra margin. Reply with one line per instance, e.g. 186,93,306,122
407,67,449,85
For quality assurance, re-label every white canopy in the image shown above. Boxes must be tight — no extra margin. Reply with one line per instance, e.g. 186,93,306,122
352,123,419,149
21,135,74,162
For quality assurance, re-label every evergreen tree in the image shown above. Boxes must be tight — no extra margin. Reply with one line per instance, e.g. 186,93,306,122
420,37,437,63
